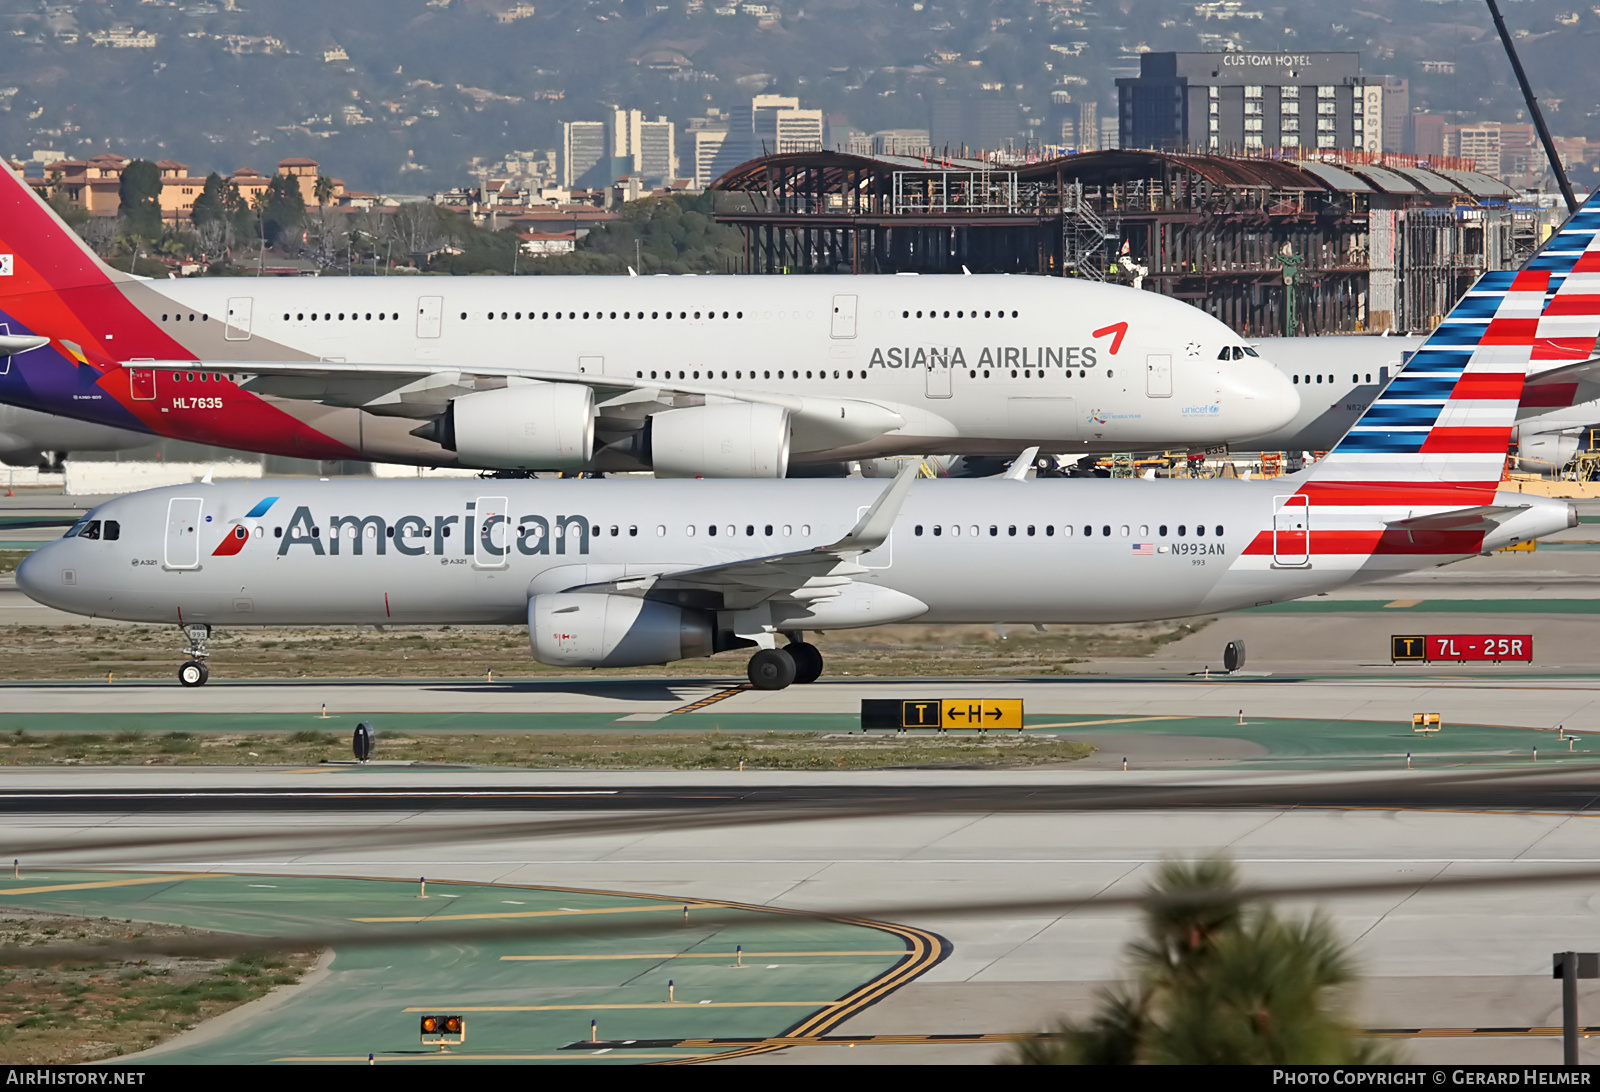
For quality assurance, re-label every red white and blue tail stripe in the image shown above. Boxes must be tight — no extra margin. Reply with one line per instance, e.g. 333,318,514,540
1229,197,1600,585
1309,267,1545,493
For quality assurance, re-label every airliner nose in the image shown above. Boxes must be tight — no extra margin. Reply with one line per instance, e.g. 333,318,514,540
15,544,66,611
1244,355,1300,433
15,547,46,601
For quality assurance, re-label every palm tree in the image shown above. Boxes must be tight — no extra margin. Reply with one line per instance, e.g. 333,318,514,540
1010,857,1397,1065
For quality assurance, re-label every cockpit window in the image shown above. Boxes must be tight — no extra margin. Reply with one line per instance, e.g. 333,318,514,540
1217,346,1255,360
62,517,117,540
1242,346,1259,357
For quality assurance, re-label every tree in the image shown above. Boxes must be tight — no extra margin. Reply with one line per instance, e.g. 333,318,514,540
40,171,89,228
260,173,306,248
1010,858,1397,1065
190,173,253,264
118,159,163,239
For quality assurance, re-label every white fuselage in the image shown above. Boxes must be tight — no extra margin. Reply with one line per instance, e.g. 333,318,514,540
19,477,1574,632
17,273,1299,466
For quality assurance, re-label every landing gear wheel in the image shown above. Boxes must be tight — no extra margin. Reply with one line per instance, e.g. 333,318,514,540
786,642,823,685
178,661,207,688
747,647,797,691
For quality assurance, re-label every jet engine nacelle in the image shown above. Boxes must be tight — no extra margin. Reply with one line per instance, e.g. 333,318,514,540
439,383,595,470
1515,430,1581,474
528,592,714,667
648,403,790,478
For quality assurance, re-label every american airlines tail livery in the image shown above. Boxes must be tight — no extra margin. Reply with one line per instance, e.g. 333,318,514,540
0,163,1298,476
20,197,1597,688
1248,199,1600,464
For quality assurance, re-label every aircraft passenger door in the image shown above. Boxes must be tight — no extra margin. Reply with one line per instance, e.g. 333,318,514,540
925,358,952,399
855,505,892,568
830,294,858,339
1272,493,1310,568
1145,353,1172,398
164,497,203,571
416,296,443,339
127,358,157,401
473,495,510,570
224,297,253,341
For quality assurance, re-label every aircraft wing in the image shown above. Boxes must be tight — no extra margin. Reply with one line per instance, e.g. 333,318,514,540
567,464,919,611
124,358,905,445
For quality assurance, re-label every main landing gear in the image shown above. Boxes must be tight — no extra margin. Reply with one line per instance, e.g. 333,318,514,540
745,636,824,691
178,623,211,687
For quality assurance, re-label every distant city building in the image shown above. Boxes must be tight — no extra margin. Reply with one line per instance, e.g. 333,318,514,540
871,129,932,156
88,27,159,49
1380,77,1409,153
1116,51,1382,153
704,94,822,175
29,154,340,222
693,129,729,189
612,108,678,184
1412,113,1447,159
561,120,608,188
1099,115,1119,151
772,107,824,153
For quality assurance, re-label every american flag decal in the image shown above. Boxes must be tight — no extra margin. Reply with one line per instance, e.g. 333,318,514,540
1132,543,1154,556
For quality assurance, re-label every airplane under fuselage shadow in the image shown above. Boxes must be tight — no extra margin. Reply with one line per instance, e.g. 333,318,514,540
424,678,737,701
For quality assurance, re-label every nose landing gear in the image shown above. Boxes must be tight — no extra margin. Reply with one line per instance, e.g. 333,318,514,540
178,623,212,687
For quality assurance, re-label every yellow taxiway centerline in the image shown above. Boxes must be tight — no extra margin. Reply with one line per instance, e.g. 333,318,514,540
401,1002,832,1012
354,904,692,923
278,1053,718,1062
1023,715,1187,730
500,950,907,961
0,874,219,896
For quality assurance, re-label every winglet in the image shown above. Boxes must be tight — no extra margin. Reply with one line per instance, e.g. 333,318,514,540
831,462,919,556
627,266,638,277
1002,447,1039,481
200,466,214,484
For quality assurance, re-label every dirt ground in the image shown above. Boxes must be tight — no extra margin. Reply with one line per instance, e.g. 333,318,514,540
0,911,317,1064
0,618,1208,682
0,730,1093,769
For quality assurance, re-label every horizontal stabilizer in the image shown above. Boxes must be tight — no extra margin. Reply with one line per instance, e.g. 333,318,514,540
0,334,49,356
1385,504,1532,534
1521,356,1600,417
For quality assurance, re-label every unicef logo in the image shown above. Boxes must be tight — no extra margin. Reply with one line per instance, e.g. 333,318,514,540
1209,404,1219,414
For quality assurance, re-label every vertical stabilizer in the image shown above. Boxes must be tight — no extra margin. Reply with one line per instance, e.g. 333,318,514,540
0,162,128,297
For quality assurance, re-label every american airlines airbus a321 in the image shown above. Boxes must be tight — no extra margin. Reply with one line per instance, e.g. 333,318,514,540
0,163,1298,476
21,197,1600,689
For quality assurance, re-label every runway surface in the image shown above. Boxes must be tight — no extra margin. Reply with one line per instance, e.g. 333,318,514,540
5,493,1600,1064
6,764,1600,1065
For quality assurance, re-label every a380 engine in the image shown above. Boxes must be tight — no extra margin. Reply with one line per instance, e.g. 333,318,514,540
646,403,791,478
427,384,895,477
1515,430,1581,474
528,592,715,668
433,383,595,470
